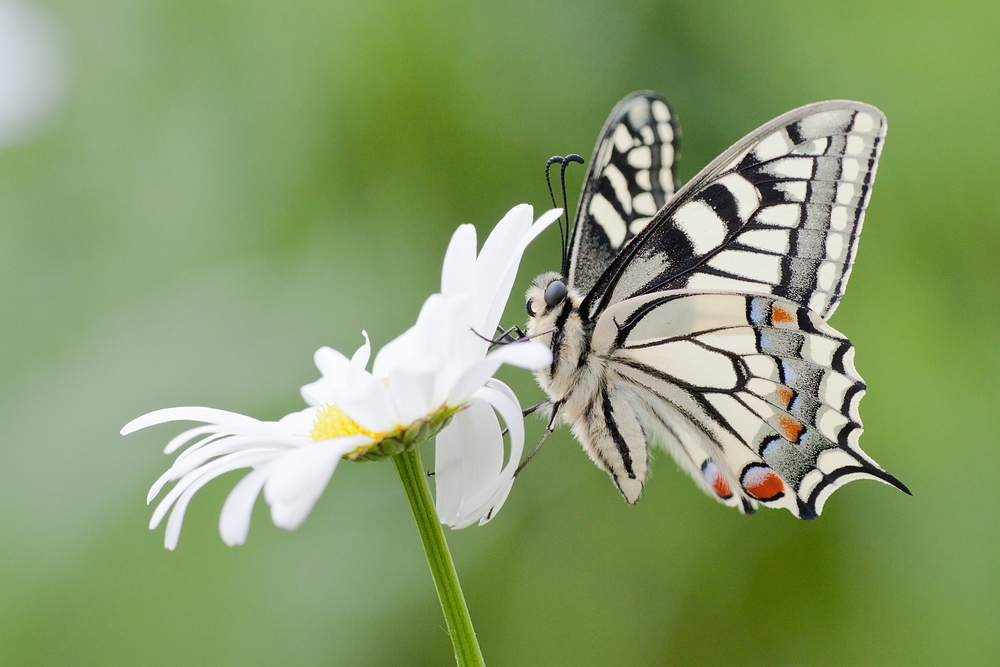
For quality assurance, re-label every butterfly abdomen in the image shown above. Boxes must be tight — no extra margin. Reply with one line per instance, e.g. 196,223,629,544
526,274,652,501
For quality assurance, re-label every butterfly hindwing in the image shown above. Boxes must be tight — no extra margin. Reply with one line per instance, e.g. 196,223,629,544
582,101,886,322
566,92,681,296
591,291,907,517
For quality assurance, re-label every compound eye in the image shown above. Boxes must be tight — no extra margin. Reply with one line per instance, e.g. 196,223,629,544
525,298,536,317
544,280,568,307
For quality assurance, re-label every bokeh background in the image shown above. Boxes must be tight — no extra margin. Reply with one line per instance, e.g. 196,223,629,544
1,1,997,665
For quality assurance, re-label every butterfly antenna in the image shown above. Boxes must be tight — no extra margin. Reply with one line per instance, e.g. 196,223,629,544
559,154,584,274
546,156,568,261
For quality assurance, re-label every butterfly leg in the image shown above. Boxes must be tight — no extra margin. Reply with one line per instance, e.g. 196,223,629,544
492,324,526,347
522,400,548,417
514,401,562,477
499,401,550,439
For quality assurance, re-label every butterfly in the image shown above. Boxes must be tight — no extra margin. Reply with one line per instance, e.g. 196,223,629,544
522,92,908,518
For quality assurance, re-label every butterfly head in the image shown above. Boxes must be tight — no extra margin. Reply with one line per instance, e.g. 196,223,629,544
525,272,580,342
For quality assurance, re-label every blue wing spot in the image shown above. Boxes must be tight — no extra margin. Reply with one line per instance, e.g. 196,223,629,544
760,436,781,458
780,360,798,384
750,298,768,326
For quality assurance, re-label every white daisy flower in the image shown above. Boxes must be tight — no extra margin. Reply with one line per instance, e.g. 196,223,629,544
123,205,560,548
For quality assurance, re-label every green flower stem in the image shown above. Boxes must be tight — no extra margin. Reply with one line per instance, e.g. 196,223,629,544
393,446,486,667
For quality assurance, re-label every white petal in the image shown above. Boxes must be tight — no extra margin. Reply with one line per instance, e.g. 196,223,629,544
435,399,504,525
148,465,179,504
449,383,525,527
276,407,317,437
313,346,350,380
481,208,562,334
335,372,400,432
388,362,440,426
155,450,274,549
412,295,461,366
304,347,353,405
263,437,364,530
151,450,260,530
300,378,336,407
475,204,533,320
435,293,482,380
490,340,553,369
122,406,261,435
164,432,228,472
441,224,477,300
218,465,271,546
348,332,372,382
372,325,418,379
448,342,552,406
164,425,219,455
478,476,515,526
478,381,525,483
170,435,294,481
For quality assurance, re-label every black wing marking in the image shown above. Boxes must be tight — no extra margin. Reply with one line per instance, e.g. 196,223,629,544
582,101,886,323
591,291,907,517
566,92,681,296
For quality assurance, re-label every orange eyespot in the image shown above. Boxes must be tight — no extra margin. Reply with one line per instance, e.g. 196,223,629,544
774,387,795,408
778,415,804,442
771,303,795,324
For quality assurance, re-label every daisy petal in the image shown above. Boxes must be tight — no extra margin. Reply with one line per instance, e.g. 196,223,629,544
163,425,217,455
335,372,400,433
448,383,524,527
389,362,440,427
219,465,272,546
479,476,515,526
300,378,337,407
441,223,477,300
314,346,351,380
122,407,262,435
157,450,274,549
481,207,562,334
435,398,503,527
448,342,552,406
372,325,417,379
475,204,532,320
276,407,318,437
347,332,372,384
263,437,366,530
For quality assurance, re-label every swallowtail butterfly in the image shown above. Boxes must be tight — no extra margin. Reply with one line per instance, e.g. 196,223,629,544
523,92,908,517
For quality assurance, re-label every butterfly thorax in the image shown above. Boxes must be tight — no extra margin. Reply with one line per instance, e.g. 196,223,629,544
525,272,604,419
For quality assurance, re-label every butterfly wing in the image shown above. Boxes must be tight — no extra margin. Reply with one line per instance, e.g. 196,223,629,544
582,101,886,322
590,291,907,517
565,92,681,296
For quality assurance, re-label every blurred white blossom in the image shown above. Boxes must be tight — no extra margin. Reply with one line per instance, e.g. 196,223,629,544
0,0,67,146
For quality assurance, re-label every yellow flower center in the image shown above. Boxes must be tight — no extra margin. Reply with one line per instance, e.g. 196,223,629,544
310,405,385,442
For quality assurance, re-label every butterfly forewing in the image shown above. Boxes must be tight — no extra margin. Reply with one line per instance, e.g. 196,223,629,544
582,101,886,322
566,92,681,295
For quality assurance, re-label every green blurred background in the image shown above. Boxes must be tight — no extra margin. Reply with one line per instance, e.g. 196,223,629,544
1,1,997,665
